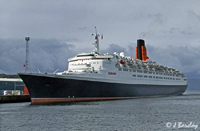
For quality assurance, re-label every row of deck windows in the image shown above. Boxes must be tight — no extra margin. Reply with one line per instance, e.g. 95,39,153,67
119,68,179,77
132,74,182,80
118,68,184,81
70,62,99,66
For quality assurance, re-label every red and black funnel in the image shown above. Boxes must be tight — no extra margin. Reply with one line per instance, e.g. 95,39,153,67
135,39,149,61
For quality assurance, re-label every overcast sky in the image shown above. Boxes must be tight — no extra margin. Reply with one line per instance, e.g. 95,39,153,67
0,0,200,78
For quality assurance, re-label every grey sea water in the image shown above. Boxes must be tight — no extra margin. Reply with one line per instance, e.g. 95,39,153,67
0,90,200,131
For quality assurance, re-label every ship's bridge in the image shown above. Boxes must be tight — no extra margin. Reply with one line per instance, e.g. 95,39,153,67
68,53,113,62
68,52,114,72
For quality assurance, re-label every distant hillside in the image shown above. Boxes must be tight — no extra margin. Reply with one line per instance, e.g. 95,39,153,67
0,74,20,78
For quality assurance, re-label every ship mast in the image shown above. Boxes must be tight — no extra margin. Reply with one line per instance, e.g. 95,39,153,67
93,27,100,54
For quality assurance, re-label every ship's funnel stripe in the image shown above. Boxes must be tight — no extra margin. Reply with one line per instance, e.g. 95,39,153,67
136,39,149,61
31,97,137,104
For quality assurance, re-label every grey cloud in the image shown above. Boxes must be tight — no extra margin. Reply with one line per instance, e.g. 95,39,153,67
138,14,165,38
187,10,200,21
0,38,200,78
101,44,127,54
147,45,200,76
30,39,76,73
78,27,88,31
0,38,77,74
165,28,194,36
1,0,200,49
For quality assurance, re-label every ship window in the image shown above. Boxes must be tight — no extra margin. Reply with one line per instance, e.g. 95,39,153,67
119,68,122,71
77,54,94,57
132,70,136,72
144,75,148,78
144,71,147,73
129,69,132,72
149,72,152,74
149,76,152,78
137,75,143,77
137,70,142,73
133,75,136,77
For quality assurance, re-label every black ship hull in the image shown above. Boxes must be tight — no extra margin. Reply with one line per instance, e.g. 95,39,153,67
18,73,188,104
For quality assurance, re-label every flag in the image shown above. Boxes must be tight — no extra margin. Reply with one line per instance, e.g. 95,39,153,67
23,64,26,67
101,34,103,39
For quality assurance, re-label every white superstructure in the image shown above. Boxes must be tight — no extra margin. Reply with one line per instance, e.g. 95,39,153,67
57,28,188,86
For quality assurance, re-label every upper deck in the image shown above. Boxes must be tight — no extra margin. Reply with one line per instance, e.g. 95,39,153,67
68,53,113,62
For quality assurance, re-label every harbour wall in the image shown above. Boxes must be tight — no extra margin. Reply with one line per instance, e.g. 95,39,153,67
0,95,30,103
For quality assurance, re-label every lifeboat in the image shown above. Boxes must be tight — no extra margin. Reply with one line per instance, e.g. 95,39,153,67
120,60,125,64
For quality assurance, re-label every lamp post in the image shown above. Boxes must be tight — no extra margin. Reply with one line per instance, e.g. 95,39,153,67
25,37,30,72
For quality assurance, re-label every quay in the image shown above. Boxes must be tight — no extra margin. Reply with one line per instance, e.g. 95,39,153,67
0,95,30,103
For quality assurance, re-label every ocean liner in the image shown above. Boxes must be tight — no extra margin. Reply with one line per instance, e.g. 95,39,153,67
18,28,188,104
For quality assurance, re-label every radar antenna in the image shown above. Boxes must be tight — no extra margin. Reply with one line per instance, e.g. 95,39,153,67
92,27,100,54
